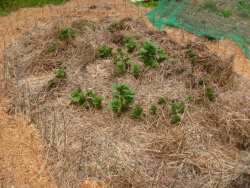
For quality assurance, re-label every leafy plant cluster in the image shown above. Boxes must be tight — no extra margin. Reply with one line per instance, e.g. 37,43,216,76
109,84,135,114
139,41,167,67
58,27,75,41
98,45,113,59
123,36,137,53
113,49,142,78
70,88,103,109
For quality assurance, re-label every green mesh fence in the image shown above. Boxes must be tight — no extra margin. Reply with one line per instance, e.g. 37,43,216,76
147,0,250,59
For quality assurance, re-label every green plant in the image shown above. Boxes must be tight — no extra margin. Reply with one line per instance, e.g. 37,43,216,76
187,49,198,65
0,0,68,16
70,89,103,109
171,101,185,114
132,105,143,119
113,49,131,74
170,114,181,124
170,100,185,125
116,61,127,74
55,67,66,79
221,9,232,17
149,104,157,115
123,36,137,53
85,90,104,109
158,97,166,105
109,84,135,113
58,27,75,41
98,45,113,58
139,41,167,67
131,63,141,78
206,87,216,101
70,88,85,105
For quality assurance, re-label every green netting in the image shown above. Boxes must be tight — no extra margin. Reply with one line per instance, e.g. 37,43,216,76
147,0,250,59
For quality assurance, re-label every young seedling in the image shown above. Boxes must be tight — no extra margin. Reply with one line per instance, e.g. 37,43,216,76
70,88,85,105
158,97,166,105
55,67,66,79
123,36,137,53
109,84,135,114
116,61,127,74
149,104,157,115
85,90,104,109
132,105,144,119
170,100,185,125
47,42,58,53
58,27,75,41
98,45,113,58
171,101,185,114
113,49,131,74
187,49,198,65
170,114,181,124
131,63,141,78
206,87,216,101
139,41,167,67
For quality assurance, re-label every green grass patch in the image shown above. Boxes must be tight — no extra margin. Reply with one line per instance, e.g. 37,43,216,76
0,0,68,16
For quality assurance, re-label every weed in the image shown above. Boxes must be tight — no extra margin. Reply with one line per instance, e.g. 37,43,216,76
55,67,66,79
70,88,85,105
131,64,141,78
58,27,75,41
123,36,137,53
139,41,167,67
109,84,135,113
206,87,216,101
98,45,113,58
132,105,144,119
149,104,157,115
158,97,166,105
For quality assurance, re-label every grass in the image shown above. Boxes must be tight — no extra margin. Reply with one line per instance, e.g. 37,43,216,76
0,0,68,16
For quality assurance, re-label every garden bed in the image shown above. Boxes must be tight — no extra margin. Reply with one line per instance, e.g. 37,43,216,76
4,17,250,188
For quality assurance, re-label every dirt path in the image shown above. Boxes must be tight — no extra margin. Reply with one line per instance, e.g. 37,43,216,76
0,0,249,187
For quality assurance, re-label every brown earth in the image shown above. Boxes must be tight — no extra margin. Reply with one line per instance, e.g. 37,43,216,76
0,0,250,188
